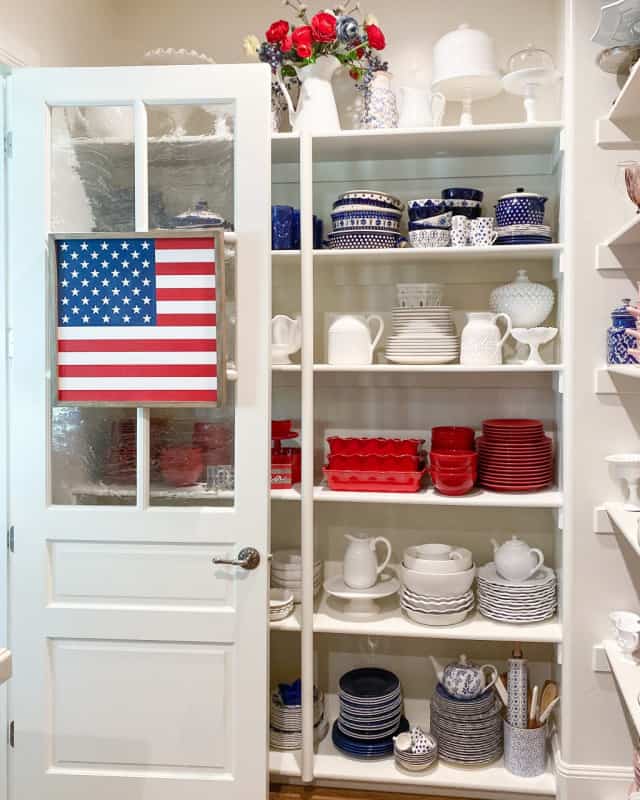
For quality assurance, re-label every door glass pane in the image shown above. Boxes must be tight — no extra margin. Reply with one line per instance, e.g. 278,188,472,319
50,106,136,505
148,103,236,507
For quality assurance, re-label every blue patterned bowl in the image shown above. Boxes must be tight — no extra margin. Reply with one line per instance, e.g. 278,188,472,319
408,212,452,230
408,198,447,220
328,230,405,250
442,187,483,202
331,210,401,231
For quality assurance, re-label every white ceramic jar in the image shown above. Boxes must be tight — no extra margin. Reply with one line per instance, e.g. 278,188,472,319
489,269,555,328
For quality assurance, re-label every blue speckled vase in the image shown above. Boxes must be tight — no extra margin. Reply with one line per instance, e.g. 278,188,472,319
607,298,638,365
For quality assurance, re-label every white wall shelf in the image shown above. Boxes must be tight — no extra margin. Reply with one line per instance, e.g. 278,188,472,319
596,117,640,150
594,366,640,394
595,215,640,270
0,648,11,687
314,244,563,265
313,596,562,643
313,485,563,508
599,502,640,556
603,639,640,737
309,695,556,796
605,59,640,142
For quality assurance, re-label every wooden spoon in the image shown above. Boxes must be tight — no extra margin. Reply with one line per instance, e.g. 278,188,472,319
538,681,559,724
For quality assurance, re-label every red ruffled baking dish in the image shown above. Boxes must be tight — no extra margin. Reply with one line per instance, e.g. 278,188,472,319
323,467,427,493
327,436,425,456
327,453,421,471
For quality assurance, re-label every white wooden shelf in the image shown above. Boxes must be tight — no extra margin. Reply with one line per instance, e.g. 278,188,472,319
314,364,563,374
0,649,12,687
313,485,563,508
314,244,563,265
272,364,301,373
596,215,640,269
606,59,640,141
603,639,640,737
272,250,300,263
271,131,299,163
603,502,640,556
311,122,564,162
594,366,640,394
270,604,302,632
605,215,640,248
313,594,562,643
307,695,557,796
71,483,301,501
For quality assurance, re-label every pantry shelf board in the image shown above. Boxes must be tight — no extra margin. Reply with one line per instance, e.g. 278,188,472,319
311,122,564,162
603,215,640,249
313,485,563,508
70,483,301,502
271,605,302,632
273,364,302,373
607,58,640,141
314,695,556,796
269,748,302,778
271,485,302,501
604,502,640,557
271,132,300,164
603,639,640,737
596,117,640,149
313,244,563,265
313,364,564,374
272,250,301,262
313,597,562,643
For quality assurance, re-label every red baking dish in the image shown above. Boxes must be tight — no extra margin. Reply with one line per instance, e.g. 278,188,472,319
327,436,424,456
327,453,420,471
323,467,427,493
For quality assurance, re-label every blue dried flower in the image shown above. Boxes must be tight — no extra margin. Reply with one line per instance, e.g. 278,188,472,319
337,15,360,43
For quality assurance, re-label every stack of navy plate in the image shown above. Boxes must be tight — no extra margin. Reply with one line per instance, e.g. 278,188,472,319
494,224,552,245
332,667,409,759
430,683,503,766
328,190,405,250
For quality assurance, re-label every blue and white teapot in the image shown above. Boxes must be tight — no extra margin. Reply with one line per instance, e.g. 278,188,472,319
433,653,498,700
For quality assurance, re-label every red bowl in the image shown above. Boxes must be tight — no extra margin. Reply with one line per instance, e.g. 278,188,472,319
160,447,204,486
431,426,476,451
430,449,478,469
430,467,476,496
272,419,294,438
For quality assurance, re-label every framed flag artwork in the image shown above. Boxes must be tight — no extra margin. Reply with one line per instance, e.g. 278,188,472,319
50,229,225,407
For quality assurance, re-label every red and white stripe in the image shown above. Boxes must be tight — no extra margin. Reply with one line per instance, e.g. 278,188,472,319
57,237,218,403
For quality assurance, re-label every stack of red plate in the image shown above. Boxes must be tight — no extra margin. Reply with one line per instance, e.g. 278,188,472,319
478,419,553,492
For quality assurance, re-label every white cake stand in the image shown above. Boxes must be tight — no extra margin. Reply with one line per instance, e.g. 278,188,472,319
324,573,400,619
431,74,502,127
502,68,561,123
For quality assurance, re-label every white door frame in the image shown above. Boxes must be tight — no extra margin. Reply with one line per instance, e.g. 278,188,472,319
6,64,272,800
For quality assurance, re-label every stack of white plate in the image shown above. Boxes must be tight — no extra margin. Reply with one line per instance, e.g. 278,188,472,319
477,563,557,623
271,549,322,603
385,307,459,365
270,588,294,622
269,685,328,750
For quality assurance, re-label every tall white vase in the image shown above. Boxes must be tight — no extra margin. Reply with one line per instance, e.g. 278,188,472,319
277,55,341,133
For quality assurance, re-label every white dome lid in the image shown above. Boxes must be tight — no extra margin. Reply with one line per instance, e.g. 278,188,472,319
432,24,501,91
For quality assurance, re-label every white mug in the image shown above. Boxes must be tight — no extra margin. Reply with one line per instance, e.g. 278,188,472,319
450,215,469,247
469,217,498,247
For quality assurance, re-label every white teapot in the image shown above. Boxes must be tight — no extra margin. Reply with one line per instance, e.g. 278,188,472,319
460,311,512,366
328,314,384,366
491,535,544,582
343,533,392,589
271,315,301,365
398,87,446,128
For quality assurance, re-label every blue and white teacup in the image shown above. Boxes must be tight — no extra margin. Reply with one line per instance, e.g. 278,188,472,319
469,217,498,247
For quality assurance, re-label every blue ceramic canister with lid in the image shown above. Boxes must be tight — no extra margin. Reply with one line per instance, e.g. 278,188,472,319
608,298,638,364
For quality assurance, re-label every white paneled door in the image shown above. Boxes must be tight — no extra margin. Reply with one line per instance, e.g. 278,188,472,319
6,66,272,800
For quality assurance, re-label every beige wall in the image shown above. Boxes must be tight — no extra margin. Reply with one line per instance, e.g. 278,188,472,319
0,0,117,66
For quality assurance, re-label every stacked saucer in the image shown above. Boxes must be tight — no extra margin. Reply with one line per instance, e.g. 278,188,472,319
332,667,409,759
385,307,459,365
393,727,438,772
477,418,553,492
494,224,552,245
328,190,405,250
271,549,322,603
270,588,294,622
477,562,558,623
430,683,503,766
270,682,328,750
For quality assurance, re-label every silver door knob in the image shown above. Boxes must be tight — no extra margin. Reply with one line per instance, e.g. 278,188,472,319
212,547,261,570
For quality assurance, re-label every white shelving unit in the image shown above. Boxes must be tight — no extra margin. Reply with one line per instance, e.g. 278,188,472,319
603,640,640,737
270,68,567,792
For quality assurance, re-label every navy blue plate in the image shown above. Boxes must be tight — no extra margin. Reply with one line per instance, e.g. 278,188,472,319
339,668,400,699
332,717,409,758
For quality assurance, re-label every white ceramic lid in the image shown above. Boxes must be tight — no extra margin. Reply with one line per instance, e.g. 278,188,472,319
507,43,555,73
498,187,547,200
432,24,501,95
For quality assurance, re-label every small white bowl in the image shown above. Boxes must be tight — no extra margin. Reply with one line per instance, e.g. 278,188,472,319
400,562,476,597
404,545,472,573
270,588,295,608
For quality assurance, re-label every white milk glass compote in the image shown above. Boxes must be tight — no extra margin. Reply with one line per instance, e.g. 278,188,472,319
606,453,640,511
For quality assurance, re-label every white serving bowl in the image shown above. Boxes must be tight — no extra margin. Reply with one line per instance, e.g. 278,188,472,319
404,545,472,573
270,588,295,608
400,562,476,597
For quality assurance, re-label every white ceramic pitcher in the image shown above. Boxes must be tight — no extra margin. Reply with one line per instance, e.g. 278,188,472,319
327,314,384,365
271,314,301,365
398,87,446,128
276,55,341,133
460,311,512,366
343,534,392,589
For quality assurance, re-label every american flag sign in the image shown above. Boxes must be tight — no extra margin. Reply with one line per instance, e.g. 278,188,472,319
53,232,223,406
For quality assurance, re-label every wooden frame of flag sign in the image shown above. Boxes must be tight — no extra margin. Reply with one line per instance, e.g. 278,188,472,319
49,229,226,407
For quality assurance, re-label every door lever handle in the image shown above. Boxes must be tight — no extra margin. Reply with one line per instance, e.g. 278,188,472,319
212,547,261,570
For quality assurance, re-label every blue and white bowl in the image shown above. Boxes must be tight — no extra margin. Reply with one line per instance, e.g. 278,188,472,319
336,190,404,211
332,203,403,217
328,230,405,250
331,210,401,232
409,229,450,249
442,187,483,202
408,198,448,220
495,189,547,227
408,212,452,230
